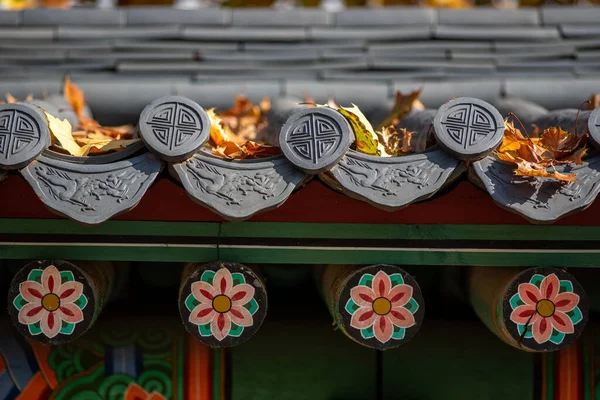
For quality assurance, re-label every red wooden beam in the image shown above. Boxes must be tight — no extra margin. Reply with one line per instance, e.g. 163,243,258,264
2,174,600,226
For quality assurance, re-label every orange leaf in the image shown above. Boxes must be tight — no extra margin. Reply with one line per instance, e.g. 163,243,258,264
540,127,582,154
513,159,576,182
377,89,424,130
5,93,17,104
63,76,86,121
557,146,588,165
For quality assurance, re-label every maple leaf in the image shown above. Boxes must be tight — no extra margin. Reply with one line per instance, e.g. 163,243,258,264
5,93,17,104
588,94,600,111
498,119,528,153
540,127,582,155
64,76,86,121
513,159,576,183
377,89,424,130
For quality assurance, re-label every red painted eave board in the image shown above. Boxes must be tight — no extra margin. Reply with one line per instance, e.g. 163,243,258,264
0,174,598,225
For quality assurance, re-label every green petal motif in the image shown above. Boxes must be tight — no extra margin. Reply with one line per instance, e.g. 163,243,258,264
245,298,259,316
29,322,42,336
517,323,533,339
529,274,544,288
232,273,245,286
345,299,359,315
13,294,26,311
509,293,525,310
199,323,212,337
392,326,405,340
389,273,404,287
404,298,419,314
27,269,43,283
358,274,374,288
549,329,566,345
60,270,75,283
185,293,199,313
559,280,574,294
567,306,583,325
361,326,374,339
60,322,75,335
229,324,244,337
200,270,216,285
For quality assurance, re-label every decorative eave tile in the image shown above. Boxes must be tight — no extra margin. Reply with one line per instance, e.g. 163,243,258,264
325,148,464,212
21,152,163,225
471,155,600,224
171,152,306,222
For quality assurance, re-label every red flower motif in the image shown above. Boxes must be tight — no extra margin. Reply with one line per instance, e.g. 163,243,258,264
510,274,579,344
18,265,84,339
349,270,416,344
189,268,255,341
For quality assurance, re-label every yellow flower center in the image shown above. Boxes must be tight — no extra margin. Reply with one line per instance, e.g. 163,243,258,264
42,293,60,312
212,295,232,313
536,299,555,318
372,297,391,315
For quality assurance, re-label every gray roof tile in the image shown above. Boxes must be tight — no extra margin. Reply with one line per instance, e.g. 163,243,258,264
542,7,600,25
232,9,331,26
0,11,21,26
335,7,434,26
505,77,600,109
126,7,230,26
393,80,503,107
560,25,600,38
0,27,54,40
439,8,540,26
309,26,431,41
57,26,180,40
434,25,560,41
182,27,307,41
23,8,123,26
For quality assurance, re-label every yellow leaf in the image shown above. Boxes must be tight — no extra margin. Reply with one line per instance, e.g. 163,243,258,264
45,112,139,157
63,76,86,121
45,112,82,156
206,108,229,147
377,89,424,130
5,93,17,104
513,159,576,183
338,104,380,156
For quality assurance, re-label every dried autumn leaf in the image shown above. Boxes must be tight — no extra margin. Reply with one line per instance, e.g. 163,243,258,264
588,94,600,111
207,108,229,147
45,112,139,157
513,159,576,183
377,89,424,130
5,94,17,104
218,95,270,145
64,76,86,120
338,104,381,156
557,146,588,166
498,119,528,153
540,126,582,155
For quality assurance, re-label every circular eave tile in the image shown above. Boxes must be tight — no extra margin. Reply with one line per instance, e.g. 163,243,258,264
279,107,352,174
588,107,600,150
138,96,211,163
433,97,504,161
0,102,50,170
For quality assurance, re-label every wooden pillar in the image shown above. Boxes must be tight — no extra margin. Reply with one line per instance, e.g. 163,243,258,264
318,264,425,350
468,267,589,352
8,259,115,345
179,261,268,348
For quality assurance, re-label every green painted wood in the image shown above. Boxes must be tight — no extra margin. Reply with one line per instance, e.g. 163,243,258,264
383,321,534,400
3,218,600,241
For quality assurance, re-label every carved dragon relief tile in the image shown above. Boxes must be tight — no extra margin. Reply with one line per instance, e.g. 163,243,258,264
327,149,464,211
472,155,600,224
172,153,306,221
21,153,163,225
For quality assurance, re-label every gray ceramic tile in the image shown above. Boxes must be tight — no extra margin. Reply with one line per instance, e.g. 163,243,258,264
126,7,230,26
369,41,492,54
438,9,539,26
542,7,600,25
0,79,62,99
69,51,196,62
194,70,319,80
183,27,306,41
393,80,503,108
321,70,447,81
117,62,202,73
335,8,434,26
330,149,462,211
472,155,600,224
310,27,430,42
0,52,67,62
57,26,180,40
496,60,575,70
561,25,600,38
0,11,21,26
0,40,112,52
23,8,122,26
371,59,495,73
494,41,575,53
369,50,448,60
577,50,600,60
114,40,238,52
494,71,576,79
72,80,173,125
284,81,388,107
22,153,163,225
174,81,281,110
505,77,600,109
0,28,54,40
244,41,365,51
232,9,330,26
434,25,560,41
200,50,320,62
